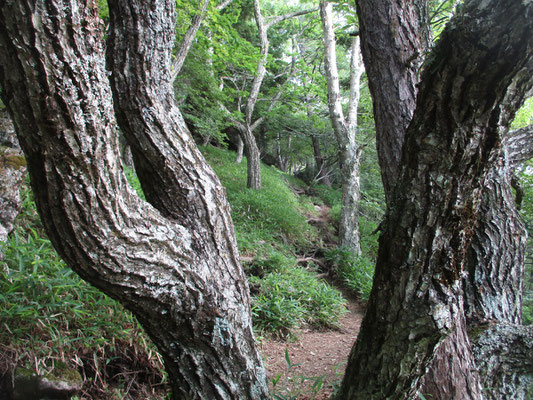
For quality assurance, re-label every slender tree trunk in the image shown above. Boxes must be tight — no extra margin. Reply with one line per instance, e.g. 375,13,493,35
339,1,533,397
312,136,331,187
170,0,209,81
320,1,364,254
235,135,244,164
0,1,269,399
238,126,261,190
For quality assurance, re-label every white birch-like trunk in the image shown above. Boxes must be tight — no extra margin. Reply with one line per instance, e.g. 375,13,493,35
320,1,364,255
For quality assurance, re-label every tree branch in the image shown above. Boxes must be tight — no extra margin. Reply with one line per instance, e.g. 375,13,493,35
171,0,209,81
265,7,318,29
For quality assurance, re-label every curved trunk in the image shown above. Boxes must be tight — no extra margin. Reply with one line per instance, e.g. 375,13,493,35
0,1,268,399
339,1,533,397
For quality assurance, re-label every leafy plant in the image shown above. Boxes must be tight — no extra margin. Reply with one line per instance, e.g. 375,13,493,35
0,184,167,399
325,247,375,300
250,264,347,337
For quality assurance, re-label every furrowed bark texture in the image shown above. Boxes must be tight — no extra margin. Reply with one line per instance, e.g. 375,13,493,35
339,1,533,398
320,1,363,254
473,324,533,400
0,109,26,246
355,0,430,202
464,148,527,326
0,1,269,399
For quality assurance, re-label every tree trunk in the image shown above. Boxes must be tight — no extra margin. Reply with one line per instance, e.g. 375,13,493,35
311,136,331,187
355,0,430,202
339,1,533,398
235,135,244,164
0,109,26,247
239,126,261,190
320,1,363,254
0,1,269,399
170,0,209,81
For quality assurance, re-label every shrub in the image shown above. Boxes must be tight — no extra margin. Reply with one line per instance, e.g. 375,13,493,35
251,265,347,337
325,247,375,301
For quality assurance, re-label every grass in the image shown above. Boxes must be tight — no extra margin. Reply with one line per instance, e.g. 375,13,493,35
201,145,319,254
249,253,347,337
324,247,375,301
0,184,167,399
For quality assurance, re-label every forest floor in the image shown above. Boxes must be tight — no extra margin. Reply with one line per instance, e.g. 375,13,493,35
259,293,365,399
258,203,366,399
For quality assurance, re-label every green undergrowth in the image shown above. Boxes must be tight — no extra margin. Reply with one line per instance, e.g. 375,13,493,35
248,252,347,337
200,146,348,336
324,248,375,301
201,145,318,254
308,184,379,301
0,185,167,399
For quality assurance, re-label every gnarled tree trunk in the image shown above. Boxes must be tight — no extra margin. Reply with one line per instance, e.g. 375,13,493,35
0,1,269,399
339,1,533,398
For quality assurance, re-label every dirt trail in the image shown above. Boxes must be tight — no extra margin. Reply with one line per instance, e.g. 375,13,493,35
259,203,366,399
259,295,364,399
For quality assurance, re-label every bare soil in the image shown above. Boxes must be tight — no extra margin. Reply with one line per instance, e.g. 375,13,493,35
258,202,366,399
259,294,365,399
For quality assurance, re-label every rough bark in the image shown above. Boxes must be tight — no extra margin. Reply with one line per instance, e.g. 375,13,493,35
320,1,363,254
0,109,26,246
464,149,526,326
506,124,533,167
339,1,533,398
473,323,533,400
0,1,269,399
355,0,430,202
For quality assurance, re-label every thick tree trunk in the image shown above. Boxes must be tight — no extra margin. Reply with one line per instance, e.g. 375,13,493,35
339,1,533,398
0,1,269,399
320,1,363,254
0,109,26,247
355,0,430,202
